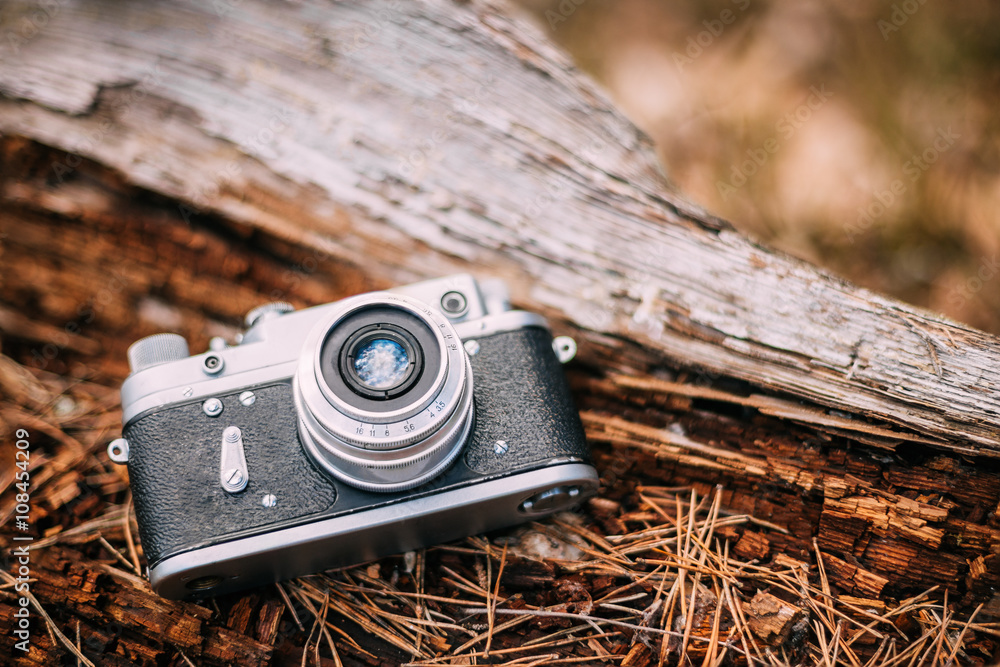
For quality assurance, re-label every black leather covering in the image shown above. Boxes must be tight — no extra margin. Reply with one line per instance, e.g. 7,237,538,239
124,385,339,566
464,327,588,474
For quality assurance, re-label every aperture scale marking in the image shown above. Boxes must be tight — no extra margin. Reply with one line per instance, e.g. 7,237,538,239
352,402,452,446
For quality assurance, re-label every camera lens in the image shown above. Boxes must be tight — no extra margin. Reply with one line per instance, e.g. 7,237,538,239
294,293,473,493
317,307,438,412
339,324,423,399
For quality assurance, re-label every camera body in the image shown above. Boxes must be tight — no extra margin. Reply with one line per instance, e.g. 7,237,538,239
114,275,597,599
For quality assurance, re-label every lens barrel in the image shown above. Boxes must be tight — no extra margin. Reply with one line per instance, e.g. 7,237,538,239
294,293,473,492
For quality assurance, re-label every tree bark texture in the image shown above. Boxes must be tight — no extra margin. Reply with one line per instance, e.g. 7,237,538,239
1,0,999,663
4,0,1000,456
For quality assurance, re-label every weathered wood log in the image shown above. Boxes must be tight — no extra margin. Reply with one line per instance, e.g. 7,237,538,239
2,0,999,456
1,0,1000,663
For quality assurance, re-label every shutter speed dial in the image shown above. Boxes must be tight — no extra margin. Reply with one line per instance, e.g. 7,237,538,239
245,302,295,329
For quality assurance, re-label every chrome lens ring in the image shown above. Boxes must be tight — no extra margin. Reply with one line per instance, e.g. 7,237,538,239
294,292,473,491
297,361,473,492
314,297,452,425
296,293,467,447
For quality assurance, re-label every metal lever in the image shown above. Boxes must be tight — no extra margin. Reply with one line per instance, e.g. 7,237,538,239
220,426,249,493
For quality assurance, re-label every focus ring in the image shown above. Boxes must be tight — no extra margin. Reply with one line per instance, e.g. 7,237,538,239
297,361,474,492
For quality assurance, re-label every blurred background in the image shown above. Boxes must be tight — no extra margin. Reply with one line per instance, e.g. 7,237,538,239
518,0,1000,334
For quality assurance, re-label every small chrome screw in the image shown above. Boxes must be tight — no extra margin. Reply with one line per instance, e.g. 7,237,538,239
239,391,256,406
494,440,508,455
182,387,194,397
262,494,278,508
203,398,223,417
224,468,244,487
464,340,481,356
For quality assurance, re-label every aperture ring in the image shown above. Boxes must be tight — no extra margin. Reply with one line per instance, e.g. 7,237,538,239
297,365,473,492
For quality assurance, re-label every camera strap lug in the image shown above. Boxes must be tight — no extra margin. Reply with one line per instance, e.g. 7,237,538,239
552,336,577,364
108,438,130,464
219,426,250,494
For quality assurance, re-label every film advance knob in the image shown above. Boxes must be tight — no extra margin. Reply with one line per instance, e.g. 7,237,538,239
127,333,190,373
244,302,295,329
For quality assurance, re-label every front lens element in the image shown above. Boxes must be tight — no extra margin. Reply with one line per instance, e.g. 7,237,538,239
354,339,409,389
337,322,424,401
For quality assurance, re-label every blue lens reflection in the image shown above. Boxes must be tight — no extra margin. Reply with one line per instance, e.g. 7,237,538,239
354,339,409,389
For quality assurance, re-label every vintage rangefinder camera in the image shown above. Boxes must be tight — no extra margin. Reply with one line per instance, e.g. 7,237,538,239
111,275,597,599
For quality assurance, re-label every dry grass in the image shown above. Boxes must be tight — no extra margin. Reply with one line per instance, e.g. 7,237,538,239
276,489,996,666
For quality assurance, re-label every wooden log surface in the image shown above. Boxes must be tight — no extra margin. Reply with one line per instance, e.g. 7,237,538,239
1,0,1000,664
1,0,999,456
